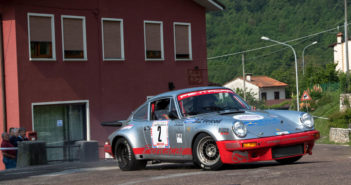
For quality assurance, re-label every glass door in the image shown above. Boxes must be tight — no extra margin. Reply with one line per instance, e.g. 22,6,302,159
33,103,86,161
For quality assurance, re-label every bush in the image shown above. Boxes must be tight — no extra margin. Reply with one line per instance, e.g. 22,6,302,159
235,88,265,109
339,73,351,93
328,109,351,128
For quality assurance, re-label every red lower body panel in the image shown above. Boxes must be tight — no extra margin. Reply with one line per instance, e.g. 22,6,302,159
216,130,320,164
104,144,113,157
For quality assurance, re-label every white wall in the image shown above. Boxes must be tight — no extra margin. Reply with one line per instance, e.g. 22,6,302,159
259,87,286,100
224,78,260,99
334,42,351,73
224,78,286,101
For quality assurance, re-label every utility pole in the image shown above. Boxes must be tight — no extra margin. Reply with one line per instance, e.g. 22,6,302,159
345,0,350,74
242,54,246,100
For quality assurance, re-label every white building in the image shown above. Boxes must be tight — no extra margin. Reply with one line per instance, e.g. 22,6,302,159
332,32,351,73
224,75,288,102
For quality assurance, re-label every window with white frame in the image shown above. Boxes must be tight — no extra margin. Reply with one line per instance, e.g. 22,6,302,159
144,21,164,60
102,18,124,60
28,13,55,60
174,23,192,60
61,15,87,60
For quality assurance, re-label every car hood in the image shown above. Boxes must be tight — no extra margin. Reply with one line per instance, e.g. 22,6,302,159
187,110,304,139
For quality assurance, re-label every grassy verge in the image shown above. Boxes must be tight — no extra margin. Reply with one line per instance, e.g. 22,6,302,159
310,91,341,144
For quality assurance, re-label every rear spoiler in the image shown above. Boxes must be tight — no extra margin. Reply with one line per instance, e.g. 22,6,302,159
101,120,126,127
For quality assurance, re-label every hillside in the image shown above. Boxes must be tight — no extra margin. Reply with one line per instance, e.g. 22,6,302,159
206,0,345,96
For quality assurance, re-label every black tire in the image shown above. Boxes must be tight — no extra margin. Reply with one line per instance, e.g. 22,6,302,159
275,156,302,164
115,138,147,171
193,133,223,170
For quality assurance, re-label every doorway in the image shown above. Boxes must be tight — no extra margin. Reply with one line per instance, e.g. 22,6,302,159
33,103,87,161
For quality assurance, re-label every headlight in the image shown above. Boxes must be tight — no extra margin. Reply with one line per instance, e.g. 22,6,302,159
232,121,247,137
300,113,314,128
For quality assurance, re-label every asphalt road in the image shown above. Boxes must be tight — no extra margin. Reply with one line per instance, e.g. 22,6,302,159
0,144,350,185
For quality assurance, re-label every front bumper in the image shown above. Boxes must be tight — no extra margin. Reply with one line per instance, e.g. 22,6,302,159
216,130,320,164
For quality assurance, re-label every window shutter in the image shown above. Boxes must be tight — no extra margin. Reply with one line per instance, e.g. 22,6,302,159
145,23,161,51
103,20,121,59
30,16,52,42
175,25,189,55
63,18,83,51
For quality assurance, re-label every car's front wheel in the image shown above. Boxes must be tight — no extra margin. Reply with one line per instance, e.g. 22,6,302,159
115,138,147,171
275,156,302,164
193,133,223,170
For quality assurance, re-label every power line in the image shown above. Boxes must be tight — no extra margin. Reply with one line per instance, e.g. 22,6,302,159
245,38,309,61
207,24,345,60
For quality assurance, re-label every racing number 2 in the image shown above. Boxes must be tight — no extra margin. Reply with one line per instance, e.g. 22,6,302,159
151,121,169,148
157,126,162,142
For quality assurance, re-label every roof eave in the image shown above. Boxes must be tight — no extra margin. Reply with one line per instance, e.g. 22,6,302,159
193,0,225,12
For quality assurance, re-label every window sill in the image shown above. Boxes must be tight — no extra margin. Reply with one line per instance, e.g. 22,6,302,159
63,58,88,62
175,58,192,61
30,58,56,61
145,58,164,61
103,58,125,61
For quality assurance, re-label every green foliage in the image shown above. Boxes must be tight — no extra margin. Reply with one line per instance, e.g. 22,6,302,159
235,88,265,109
339,73,351,93
328,109,351,128
267,100,290,109
207,0,347,96
312,91,340,143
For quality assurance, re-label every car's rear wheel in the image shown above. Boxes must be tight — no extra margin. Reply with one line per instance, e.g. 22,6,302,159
193,133,223,170
275,156,302,164
115,138,147,171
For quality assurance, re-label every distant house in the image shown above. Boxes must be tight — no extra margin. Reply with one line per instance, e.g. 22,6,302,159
330,32,351,73
224,74,288,103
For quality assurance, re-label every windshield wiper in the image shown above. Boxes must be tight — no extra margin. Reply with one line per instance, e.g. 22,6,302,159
218,108,245,115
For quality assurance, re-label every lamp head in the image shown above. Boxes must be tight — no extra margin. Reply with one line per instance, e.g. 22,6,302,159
312,41,318,45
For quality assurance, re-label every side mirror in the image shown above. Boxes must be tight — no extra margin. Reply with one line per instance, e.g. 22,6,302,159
168,111,179,120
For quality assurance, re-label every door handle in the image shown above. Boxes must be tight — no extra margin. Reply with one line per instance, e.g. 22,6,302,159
144,126,150,131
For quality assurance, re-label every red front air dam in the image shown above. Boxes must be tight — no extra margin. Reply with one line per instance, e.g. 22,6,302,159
216,130,320,164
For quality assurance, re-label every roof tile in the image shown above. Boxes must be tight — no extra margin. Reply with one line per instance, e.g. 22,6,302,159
239,76,288,88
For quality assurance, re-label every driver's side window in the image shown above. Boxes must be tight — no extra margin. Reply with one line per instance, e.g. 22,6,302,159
150,98,179,120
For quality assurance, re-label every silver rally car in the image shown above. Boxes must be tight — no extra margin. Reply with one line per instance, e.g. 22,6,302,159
104,86,320,170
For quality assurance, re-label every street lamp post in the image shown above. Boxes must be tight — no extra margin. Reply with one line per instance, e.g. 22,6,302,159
261,36,300,111
302,41,318,76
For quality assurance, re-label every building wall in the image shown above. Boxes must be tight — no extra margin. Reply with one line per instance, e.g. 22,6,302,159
224,79,260,99
0,0,209,162
334,42,351,73
259,87,286,100
224,79,286,101
0,2,21,170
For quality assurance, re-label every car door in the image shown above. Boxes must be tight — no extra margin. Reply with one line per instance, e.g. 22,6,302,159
143,97,185,160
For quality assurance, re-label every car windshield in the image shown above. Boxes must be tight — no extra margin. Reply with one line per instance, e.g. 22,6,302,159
177,89,250,116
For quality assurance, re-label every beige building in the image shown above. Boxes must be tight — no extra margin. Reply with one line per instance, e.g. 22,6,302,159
224,75,288,103
331,32,351,73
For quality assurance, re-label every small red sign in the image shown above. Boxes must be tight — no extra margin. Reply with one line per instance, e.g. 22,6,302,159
187,69,203,85
301,91,312,101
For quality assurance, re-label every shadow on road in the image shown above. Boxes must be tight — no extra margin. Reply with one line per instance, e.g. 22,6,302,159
144,160,328,171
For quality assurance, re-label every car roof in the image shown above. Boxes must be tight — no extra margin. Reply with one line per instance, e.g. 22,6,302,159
148,86,232,102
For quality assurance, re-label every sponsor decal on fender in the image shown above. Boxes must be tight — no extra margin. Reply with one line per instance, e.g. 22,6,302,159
140,145,191,155
218,128,229,135
184,118,222,124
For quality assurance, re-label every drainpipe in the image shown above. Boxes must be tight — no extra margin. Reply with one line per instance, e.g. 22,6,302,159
0,15,7,132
